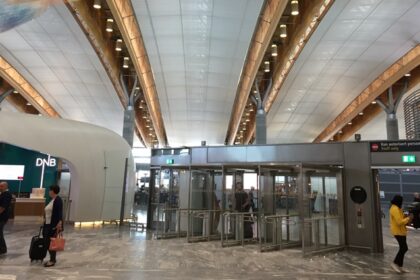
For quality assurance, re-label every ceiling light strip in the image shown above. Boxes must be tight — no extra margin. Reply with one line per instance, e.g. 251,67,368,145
314,45,420,143
0,56,59,117
107,0,168,146
225,0,288,145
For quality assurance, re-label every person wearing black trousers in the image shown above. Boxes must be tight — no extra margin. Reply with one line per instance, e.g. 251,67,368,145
0,182,12,255
43,185,63,267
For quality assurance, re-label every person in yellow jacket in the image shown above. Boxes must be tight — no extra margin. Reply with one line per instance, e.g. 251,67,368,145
389,195,413,273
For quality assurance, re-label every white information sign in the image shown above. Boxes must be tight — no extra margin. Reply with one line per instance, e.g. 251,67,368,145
0,165,25,180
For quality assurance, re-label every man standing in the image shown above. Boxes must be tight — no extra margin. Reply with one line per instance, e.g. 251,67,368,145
0,181,12,255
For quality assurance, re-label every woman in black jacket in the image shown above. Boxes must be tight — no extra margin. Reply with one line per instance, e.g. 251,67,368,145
43,185,63,267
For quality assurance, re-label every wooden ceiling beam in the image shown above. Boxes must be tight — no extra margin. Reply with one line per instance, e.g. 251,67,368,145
0,56,59,117
66,0,152,147
243,0,334,144
106,0,168,146
225,0,287,145
333,66,420,142
314,45,420,143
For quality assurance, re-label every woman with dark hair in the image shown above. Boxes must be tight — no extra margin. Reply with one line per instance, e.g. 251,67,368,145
389,195,412,273
43,185,63,267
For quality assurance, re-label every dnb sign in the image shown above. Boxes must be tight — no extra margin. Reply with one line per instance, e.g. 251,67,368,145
36,157,56,167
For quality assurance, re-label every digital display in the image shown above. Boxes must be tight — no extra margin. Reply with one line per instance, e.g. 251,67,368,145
0,165,25,180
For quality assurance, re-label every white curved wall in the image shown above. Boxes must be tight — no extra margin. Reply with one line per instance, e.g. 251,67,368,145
0,111,135,222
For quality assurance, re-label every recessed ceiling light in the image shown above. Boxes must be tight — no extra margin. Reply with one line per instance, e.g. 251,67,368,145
93,0,101,9
291,0,299,16
280,24,287,38
271,44,278,57
26,102,31,106
339,130,343,134
359,112,364,116
371,100,377,104
115,39,123,51
106,18,114,32
12,90,18,94
404,73,411,77
123,57,129,69
348,122,352,125
264,61,270,72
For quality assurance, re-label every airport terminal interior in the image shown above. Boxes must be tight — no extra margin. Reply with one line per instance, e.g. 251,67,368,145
1,0,420,279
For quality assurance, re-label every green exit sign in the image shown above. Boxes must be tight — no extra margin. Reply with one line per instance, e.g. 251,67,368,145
166,159,174,164
402,155,416,163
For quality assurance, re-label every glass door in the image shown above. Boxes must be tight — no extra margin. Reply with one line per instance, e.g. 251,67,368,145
148,168,189,238
259,165,301,251
301,165,344,254
188,168,222,242
221,167,258,247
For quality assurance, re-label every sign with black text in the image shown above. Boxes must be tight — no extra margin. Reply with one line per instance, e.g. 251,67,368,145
370,141,420,152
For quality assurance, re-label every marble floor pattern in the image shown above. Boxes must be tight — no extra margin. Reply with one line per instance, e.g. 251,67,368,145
1,221,420,279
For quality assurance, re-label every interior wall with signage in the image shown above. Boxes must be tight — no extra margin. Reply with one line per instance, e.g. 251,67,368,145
0,143,58,198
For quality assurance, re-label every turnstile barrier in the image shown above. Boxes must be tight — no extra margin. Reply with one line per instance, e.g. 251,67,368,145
221,211,257,247
259,214,300,252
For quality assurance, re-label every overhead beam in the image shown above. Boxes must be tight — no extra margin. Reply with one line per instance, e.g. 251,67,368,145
225,0,287,145
244,0,334,144
314,45,420,143
0,56,60,117
65,0,151,147
334,66,420,141
106,0,168,146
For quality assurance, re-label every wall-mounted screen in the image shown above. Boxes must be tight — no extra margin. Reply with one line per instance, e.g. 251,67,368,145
0,165,25,180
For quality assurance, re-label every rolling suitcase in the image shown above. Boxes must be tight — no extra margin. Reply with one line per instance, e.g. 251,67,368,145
29,226,47,262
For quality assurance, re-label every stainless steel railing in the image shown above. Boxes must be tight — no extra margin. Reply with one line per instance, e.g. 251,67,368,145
155,207,189,239
188,209,221,242
221,211,257,247
259,214,300,252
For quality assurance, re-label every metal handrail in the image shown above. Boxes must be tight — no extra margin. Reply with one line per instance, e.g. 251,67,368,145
260,214,301,252
221,211,257,247
155,207,189,239
188,209,222,242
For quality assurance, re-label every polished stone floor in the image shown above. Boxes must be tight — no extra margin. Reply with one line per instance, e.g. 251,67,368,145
1,221,420,279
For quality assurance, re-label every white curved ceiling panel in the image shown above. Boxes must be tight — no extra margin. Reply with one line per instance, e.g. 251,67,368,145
267,0,420,144
0,3,124,135
133,0,264,146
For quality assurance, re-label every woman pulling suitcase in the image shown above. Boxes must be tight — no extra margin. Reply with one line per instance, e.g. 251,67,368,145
43,185,63,267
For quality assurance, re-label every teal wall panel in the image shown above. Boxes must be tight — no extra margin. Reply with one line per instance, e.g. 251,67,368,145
0,143,58,199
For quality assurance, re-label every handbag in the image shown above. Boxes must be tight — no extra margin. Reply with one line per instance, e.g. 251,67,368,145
49,231,65,251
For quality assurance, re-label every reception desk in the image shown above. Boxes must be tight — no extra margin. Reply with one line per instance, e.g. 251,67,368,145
14,198,45,222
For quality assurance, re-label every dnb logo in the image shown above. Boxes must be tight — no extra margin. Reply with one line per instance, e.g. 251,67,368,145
371,143,379,152
35,157,56,167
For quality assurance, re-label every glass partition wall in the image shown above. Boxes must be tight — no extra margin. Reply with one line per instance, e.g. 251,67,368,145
148,164,345,255
149,167,190,238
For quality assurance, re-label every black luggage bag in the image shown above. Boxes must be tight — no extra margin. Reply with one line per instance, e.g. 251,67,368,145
29,226,47,262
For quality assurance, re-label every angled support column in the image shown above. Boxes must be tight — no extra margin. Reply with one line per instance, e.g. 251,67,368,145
120,74,140,148
0,89,13,110
250,79,272,145
375,81,408,140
